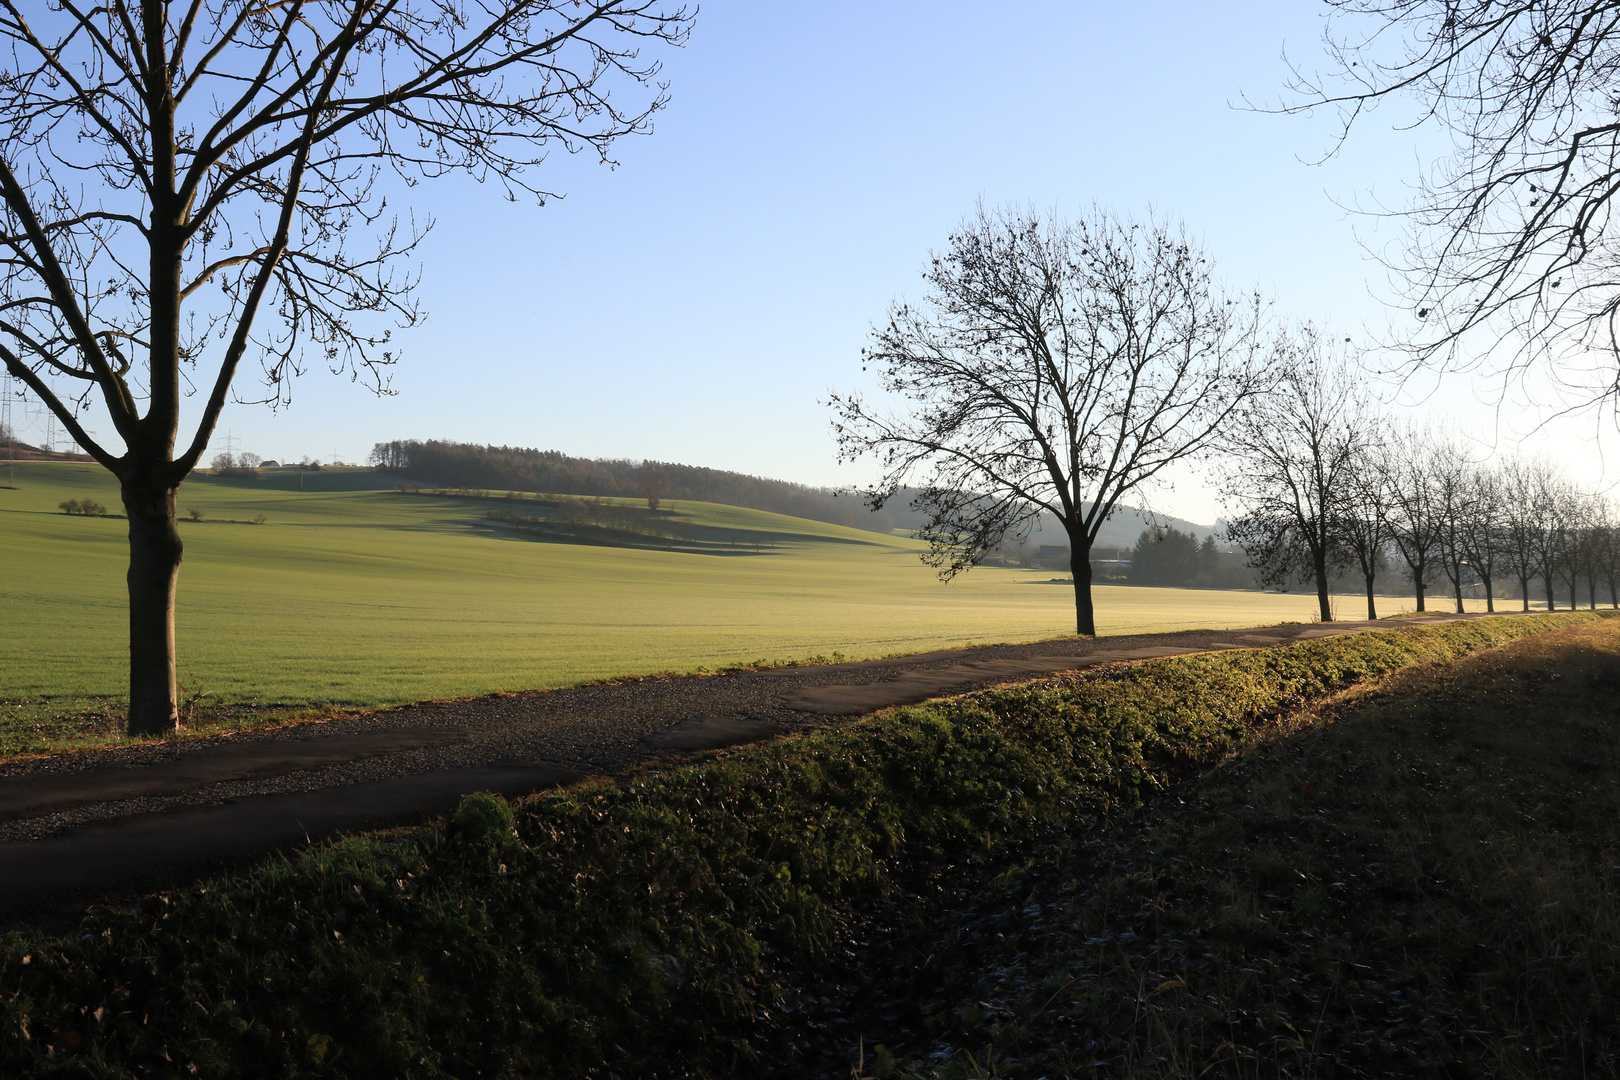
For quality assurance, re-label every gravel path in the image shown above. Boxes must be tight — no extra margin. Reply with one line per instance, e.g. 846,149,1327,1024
0,611,1514,912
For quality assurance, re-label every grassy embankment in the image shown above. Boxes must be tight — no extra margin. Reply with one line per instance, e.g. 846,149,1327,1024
0,611,1607,1078
840,610,1620,1078
0,461,1447,755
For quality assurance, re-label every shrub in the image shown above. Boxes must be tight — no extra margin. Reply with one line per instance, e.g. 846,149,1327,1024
57,498,79,514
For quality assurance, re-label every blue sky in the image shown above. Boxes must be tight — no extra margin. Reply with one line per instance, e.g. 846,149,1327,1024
12,1,1604,525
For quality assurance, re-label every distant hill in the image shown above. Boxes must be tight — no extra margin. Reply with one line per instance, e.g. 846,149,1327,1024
0,435,91,462
369,439,1217,544
1037,507,1218,551
371,440,898,533
878,498,1217,552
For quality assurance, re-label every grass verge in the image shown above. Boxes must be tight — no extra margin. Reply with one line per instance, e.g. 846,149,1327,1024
0,612,1605,1078
819,613,1620,1079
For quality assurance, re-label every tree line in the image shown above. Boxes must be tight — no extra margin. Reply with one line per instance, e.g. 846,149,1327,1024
1223,347,1616,621
369,440,899,534
1128,527,1257,591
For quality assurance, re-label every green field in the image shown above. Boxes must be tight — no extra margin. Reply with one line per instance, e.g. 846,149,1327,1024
1,461,1450,729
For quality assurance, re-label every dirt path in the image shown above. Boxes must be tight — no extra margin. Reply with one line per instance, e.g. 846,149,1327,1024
0,611,1519,913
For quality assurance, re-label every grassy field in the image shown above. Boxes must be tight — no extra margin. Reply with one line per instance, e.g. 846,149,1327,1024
1,461,1473,733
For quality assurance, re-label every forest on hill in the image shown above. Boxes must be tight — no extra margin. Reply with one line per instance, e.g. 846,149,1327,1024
0,430,90,462
369,440,899,534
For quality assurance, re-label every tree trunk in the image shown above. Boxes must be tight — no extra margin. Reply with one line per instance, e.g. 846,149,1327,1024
123,477,183,736
1313,547,1332,622
1520,576,1530,611
1544,574,1557,611
1071,542,1096,636
1414,562,1427,612
1481,572,1494,613
1363,572,1377,620
1588,574,1598,610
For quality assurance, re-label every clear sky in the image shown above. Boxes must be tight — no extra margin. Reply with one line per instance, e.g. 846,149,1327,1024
10,1,1609,526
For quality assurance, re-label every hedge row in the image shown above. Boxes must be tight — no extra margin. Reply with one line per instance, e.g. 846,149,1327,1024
0,612,1603,1079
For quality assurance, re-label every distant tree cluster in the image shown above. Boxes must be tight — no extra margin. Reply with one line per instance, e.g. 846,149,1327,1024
1128,527,1255,590
59,498,109,517
370,440,898,534
209,452,263,479
488,499,672,542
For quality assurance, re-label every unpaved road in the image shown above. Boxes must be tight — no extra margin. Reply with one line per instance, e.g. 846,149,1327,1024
0,612,1515,913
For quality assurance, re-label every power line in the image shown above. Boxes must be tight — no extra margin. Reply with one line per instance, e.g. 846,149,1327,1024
1,373,13,483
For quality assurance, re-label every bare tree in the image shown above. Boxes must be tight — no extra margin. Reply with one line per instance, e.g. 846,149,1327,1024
0,2,690,734
1573,494,1606,609
1497,456,1554,610
1543,482,1589,609
1381,426,1447,611
1335,437,1393,620
1533,472,1575,610
1222,325,1365,622
1290,2,1620,410
1595,502,1620,607
1430,436,1479,613
1457,464,1505,612
831,204,1272,636
640,468,670,512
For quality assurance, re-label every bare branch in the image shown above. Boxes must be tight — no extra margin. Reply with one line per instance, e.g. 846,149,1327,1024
1285,1,1620,417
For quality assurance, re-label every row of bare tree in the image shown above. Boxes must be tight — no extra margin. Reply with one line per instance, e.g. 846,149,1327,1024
1223,335,1608,621
833,204,1602,635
